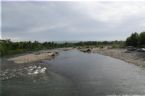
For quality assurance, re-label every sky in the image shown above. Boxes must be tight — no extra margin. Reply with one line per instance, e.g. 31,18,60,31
1,1,145,42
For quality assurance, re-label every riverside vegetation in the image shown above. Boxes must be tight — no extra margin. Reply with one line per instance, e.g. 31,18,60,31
0,31,145,57
0,40,124,57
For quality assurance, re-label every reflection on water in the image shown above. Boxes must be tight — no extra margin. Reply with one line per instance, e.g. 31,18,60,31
1,49,145,96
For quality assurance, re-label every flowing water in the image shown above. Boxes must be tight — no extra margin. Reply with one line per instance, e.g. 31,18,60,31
1,49,145,96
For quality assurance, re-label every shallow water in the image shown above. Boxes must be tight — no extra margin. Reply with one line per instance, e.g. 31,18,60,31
1,49,145,96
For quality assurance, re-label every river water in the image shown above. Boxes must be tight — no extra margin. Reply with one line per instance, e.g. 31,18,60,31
1,49,145,96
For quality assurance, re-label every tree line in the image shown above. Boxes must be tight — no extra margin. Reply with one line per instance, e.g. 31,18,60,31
0,39,124,56
126,31,145,47
1,31,144,56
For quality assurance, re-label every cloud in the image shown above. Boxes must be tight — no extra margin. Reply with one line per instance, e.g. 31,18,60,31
2,1,145,41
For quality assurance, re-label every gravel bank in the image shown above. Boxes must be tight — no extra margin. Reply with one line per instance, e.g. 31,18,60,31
8,50,58,64
78,47,145,67
92,48,145,67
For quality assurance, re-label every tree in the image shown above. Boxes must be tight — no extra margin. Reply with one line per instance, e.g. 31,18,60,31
139,32,145,46
126,32,139,47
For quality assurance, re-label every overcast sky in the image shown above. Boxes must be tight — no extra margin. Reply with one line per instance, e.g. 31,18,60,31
2,1,145,41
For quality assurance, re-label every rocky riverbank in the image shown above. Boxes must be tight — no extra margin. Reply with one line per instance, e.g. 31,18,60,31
78,48,145,67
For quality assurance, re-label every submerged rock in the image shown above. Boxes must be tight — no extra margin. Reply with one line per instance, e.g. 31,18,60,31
0,65,47,81
27,66,47,75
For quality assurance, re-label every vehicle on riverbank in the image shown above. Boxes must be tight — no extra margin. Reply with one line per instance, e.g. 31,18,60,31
137,48,145,52
127,46,136,51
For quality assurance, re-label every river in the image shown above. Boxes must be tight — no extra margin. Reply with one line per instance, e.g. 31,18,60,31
1,49,145,96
